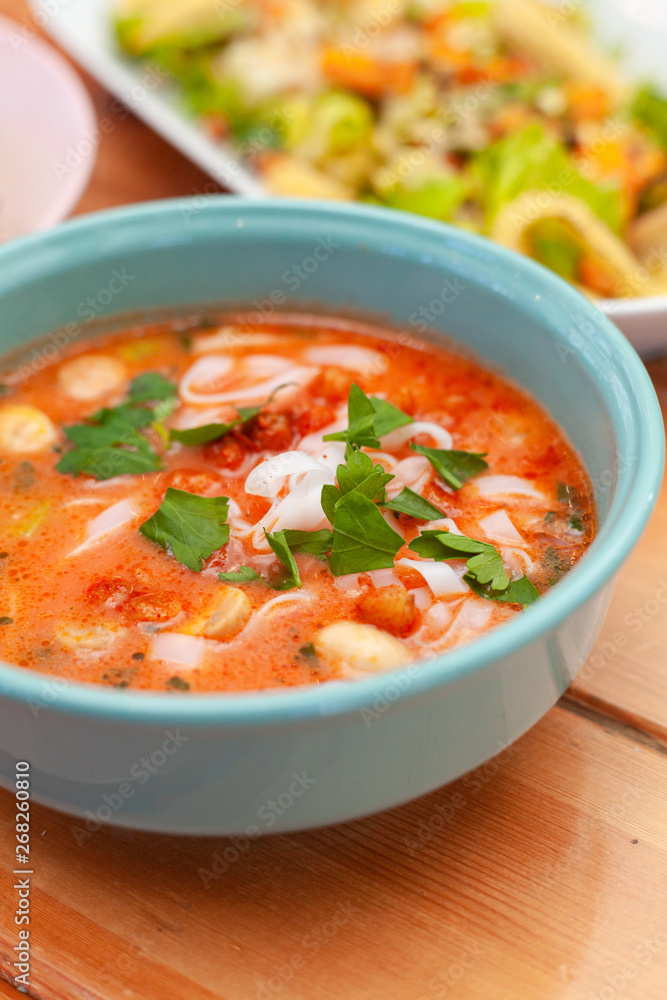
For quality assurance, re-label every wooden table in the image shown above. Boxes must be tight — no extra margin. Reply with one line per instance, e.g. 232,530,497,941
1,3,667,997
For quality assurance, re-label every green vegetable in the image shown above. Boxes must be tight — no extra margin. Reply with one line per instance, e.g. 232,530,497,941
321,448,393,522
530,219,582,282
370,397,414,437
410,443,488,490
57,372,180,480
281,529,333,558
294,91,374,161
384,487,444,520
170,394,281,445
381,175,469,221
632,86,667,151
0,617,14,626
472,124,621,231
569,515,583,532
218,566,263,583
264,529,302,590
127,372,177,403
323,384,412,449
410,529,509,590
57,405,163,479
328,492,403,576
467,574,540,605
409,528,539,606
139,488,230,572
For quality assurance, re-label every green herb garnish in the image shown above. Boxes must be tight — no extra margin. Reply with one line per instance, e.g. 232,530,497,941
384,487,445,520
264,529,303,589
328,491,403,576
139,488,230,572
410,443,488,490
409,529,539,606
0,616,14,626
218,566,263,583
127,372,178,402
323,384,412,450
57,372,179,480
170,402,263,446
281,528,333,558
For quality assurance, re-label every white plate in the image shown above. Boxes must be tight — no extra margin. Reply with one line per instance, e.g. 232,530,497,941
0,14,97,242
29,0,667,354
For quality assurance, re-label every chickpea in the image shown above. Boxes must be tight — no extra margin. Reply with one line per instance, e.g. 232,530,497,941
357,585,417,637
57,355,126,401
314,621,408,676
185,586,252,640
56,622,124,652
0,404,57,454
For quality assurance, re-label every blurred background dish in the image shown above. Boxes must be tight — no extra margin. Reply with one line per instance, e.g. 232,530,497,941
0,13,97,242
30,0,667,353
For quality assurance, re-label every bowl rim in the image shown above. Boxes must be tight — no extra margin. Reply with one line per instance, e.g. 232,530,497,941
0,196,663,726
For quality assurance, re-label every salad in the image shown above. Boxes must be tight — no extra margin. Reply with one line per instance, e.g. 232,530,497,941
114,0,667,298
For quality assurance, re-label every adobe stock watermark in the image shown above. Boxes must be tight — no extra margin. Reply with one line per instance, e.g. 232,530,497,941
403,738,524,858
417,940,487,999
198,770,316,887
52,65,169,181
10,267,135,384
254,900,359,1000
408,277,468,333
70,729,190,844
577,578,667,685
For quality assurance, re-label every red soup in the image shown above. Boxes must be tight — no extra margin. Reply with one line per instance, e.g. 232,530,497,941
0,315,595,692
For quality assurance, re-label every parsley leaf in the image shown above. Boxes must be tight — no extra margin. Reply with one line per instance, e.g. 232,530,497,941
467,574,540,605
264,529,302,589
370,396,413,437
328,492,404,576
57,372,179,480
322,448,393,523
410,444,488,490
127,372,178,402
139,488,230,572
281,528,333,558
323,384,413,450
171,419,244,446
57,405,163,480
409,529,509,590
218,566,263,583
169,398,271,446
409,528,539,606
323,383,381,449
384,487,445,520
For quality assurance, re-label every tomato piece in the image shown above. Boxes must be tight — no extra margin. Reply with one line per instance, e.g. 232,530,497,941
295,404,336,436
247,412,293,451
124,592,182,622
163,468,224,495
203,436,246,469
86,578,132,609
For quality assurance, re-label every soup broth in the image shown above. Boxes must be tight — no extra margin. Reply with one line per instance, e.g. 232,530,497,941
0,315,594,692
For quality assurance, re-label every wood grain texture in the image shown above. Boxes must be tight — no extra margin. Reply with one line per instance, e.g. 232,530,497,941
2,706,667,1000
566,360,667,744
1,0,667,997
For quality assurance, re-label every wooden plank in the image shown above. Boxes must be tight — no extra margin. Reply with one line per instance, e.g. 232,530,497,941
566,358,667,743
1,706,667,1000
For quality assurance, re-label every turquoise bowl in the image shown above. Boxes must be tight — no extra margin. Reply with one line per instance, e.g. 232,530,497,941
0,199,662,835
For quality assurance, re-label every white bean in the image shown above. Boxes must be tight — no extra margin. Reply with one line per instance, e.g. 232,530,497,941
0,404,57,453
314,621,408,676
57,355,127,401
